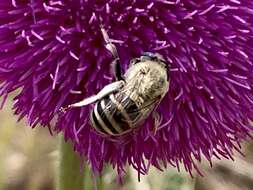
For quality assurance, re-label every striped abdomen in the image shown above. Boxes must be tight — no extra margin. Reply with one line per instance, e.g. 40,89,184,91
90,93,142,136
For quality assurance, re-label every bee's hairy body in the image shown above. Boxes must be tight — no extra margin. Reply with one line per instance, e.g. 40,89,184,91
91,60,169,136
91,93,141,136
60,26,170,137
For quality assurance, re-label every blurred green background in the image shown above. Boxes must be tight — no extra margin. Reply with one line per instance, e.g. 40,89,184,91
0,97,252,190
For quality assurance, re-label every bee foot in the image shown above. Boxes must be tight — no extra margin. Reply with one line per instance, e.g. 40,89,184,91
59,106,70,114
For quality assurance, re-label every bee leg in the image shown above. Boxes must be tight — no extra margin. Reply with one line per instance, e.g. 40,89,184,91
152,111,161,135
59,80,125,112
101,26,118,58
112,58,124,81
100,26,123,81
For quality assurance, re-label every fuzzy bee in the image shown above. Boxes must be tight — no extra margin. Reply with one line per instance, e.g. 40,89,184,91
60,27,170,136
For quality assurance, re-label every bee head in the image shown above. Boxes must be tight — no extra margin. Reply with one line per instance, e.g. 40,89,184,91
130,52,169,70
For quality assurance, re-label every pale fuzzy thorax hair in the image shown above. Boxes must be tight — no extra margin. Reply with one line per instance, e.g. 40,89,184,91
124,60,169,104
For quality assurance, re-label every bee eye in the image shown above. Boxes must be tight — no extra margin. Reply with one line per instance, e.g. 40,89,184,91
130,58,141,65
140,56,151,62
142,52,154,57
140,52,156,62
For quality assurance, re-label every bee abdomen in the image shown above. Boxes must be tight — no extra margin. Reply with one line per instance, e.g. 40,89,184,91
91,94,138,135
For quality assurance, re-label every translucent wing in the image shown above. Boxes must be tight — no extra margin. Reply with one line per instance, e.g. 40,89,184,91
103,91,161,125
127,97,160,114
125,96,161,124
103,71,160,124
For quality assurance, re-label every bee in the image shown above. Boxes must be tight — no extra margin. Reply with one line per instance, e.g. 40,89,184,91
60,27,170,136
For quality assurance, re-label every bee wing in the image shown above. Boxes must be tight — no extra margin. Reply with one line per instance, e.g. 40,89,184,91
62,81,125,111
128,98,160,114
104,93,161,126
106,73,159,121
123,96,161,124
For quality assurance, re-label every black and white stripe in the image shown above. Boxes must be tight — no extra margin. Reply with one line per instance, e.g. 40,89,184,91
90,94,141,136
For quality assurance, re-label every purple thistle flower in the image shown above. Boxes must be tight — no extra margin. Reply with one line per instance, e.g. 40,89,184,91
1,0,253,178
